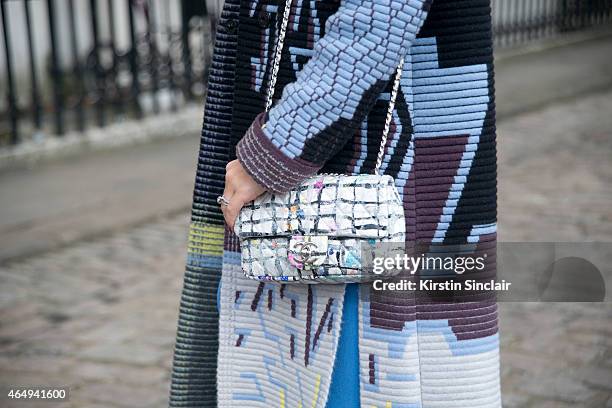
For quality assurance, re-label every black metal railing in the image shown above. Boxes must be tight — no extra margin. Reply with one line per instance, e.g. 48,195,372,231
0,0,213,146
493,0,612,47
1,0,611,147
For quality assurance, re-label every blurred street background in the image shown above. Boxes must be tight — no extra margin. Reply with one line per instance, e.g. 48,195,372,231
1,0,612,407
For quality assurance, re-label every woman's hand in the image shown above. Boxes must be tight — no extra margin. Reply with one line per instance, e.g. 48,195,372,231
220,159,267,229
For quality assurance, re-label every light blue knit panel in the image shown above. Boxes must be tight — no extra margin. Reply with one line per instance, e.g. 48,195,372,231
264,0,432,159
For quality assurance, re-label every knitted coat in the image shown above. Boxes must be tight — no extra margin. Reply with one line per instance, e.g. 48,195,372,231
169,0,500,406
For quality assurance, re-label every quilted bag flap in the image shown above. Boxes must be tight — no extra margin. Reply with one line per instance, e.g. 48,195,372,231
235,174,404,240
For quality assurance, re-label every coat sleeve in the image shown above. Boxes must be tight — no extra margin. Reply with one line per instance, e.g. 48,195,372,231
236,0,433,193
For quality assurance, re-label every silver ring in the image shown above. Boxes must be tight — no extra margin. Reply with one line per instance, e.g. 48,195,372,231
216,195,230,206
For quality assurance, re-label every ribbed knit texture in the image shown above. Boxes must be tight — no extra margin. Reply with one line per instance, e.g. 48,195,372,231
169,0,501,406
168,0,239,406
237,0,432,192
236,112,321,193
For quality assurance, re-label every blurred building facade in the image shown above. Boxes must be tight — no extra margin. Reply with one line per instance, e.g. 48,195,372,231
0,0,215,144
0,0,610,146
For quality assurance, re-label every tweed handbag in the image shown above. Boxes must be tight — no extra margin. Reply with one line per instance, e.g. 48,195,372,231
235,0,406,283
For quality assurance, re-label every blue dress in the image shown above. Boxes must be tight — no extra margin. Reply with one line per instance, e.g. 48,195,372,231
326,283,360,407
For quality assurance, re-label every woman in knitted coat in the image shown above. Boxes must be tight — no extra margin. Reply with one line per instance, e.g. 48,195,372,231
169,0,501,406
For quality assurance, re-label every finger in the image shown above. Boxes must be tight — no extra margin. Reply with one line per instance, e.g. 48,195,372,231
221,179,235,225
224,194,245,230
222,166,236,204
221,192,236,224
226,159,238,171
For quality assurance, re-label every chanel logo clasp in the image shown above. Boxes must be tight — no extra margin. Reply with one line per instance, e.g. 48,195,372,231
289,235,328,269
292,241,317,264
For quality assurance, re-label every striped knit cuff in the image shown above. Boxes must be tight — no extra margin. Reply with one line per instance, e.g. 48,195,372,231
236,112,321,194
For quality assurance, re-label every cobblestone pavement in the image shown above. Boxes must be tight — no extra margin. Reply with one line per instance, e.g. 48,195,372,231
496,88,612,407
0,216,188,408
1,94,611,407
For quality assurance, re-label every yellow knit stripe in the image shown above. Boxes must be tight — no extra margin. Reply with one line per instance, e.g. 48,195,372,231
280,389,285,408
187,222,224,256
311,375,321,408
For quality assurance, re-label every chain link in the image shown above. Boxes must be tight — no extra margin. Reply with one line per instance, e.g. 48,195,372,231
264,0,293,114
375,57,404,175
264,0,404,174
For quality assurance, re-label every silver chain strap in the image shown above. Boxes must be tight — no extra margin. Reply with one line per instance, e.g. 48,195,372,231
264,0,293,113
375,56,404,175
265,0,404,175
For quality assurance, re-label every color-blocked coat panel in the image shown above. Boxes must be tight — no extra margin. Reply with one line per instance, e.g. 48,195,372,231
170,0,501,407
